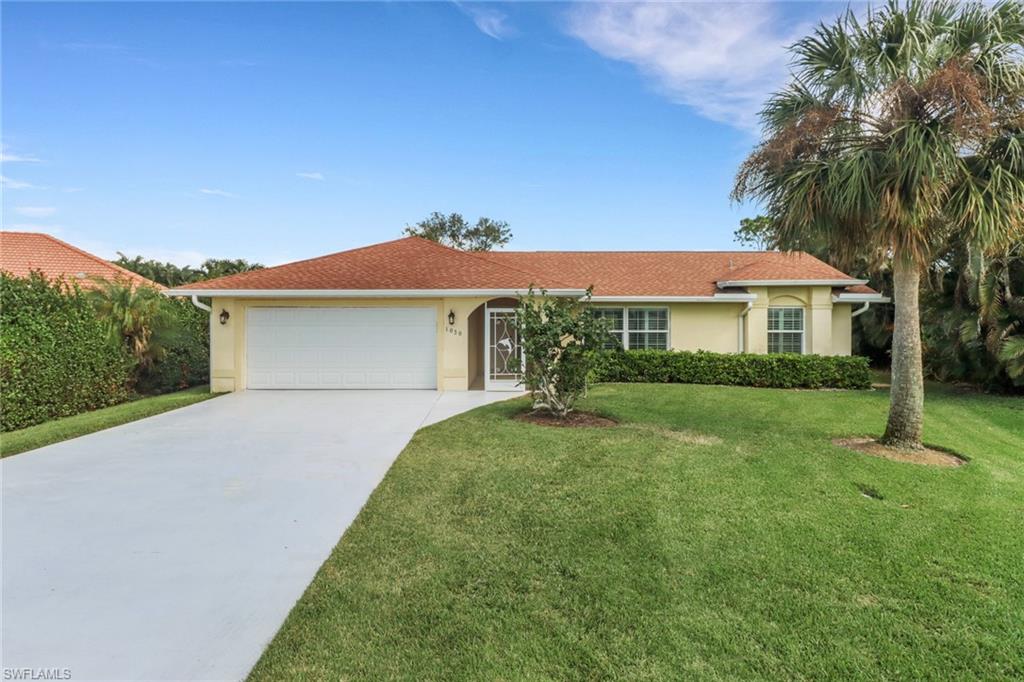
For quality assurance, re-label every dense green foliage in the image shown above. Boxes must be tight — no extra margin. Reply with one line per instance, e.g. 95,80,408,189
137,299,209,394
250,382,1023,680
0,273,134,431
590,350,872,389
922,241,1024,390
514,289,607,416
1,385,217,458
112,252,264,287
403,212,511,251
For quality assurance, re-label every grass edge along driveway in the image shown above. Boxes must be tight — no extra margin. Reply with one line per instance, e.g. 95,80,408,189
1,386,220,457
249,381,1023,681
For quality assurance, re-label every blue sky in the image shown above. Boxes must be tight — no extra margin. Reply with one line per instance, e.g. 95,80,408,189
2,2,848,266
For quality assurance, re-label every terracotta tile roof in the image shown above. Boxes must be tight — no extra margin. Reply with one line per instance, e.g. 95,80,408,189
181,236,577,291
173,236,874,297
0,231,162,289
482,250,867,296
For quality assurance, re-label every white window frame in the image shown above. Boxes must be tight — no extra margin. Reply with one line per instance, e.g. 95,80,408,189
767,306,805,354
592,307,626,349
593,306,670,350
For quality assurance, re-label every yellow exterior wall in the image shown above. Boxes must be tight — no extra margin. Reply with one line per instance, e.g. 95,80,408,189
206,289,857,393
744,286,851,357
831,303,853,356
668,303,745,352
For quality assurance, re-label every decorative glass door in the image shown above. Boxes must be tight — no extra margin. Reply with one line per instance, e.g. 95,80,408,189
485,307,523,391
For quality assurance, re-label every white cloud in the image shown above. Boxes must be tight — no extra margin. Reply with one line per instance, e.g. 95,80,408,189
14,206,57,218
1,175,43,190
198,188,237,198
565,3,811,131
0,148,43,163
456,2,516,40
296,171,325,181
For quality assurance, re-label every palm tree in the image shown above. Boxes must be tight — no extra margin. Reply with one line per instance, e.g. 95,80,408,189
733,0,1024,449
88,279,181,373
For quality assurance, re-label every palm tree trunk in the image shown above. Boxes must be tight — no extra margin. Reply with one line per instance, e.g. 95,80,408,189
881,254,924,449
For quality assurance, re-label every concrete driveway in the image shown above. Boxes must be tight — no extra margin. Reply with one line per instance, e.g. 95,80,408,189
1,390,516,681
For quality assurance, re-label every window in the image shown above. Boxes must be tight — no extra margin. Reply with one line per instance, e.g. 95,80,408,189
591,307,670,350
592,308,624,349
628,308,669,350
768,307,804,354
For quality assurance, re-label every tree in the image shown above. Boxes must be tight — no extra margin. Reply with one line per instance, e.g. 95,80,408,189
197,258,264,280
733,216,776,250
515,288,607,418
112,253,264,287
733,0,1024,449
113,253,198,287
404,212,512,251
87,279,182,374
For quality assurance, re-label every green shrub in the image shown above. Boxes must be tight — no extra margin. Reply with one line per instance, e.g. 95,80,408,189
515,288,607,417
1,273,135,431
136,299,209,394
589,350,872,390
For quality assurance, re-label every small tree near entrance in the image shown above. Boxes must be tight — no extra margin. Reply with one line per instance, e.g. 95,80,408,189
515,288,607,418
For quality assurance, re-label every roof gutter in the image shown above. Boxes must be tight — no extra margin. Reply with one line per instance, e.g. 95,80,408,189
716,278,869,288
832,293,890,303
589,293,757,303
163,288,589,298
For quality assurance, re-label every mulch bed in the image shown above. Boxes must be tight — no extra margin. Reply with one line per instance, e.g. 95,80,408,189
515,410,618,428
833,437,967,468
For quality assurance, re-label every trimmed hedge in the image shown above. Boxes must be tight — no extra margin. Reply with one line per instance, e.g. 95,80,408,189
589,350,872,390
1,273,135,431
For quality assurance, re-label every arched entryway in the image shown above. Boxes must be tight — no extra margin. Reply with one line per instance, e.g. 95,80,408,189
466,297,521,391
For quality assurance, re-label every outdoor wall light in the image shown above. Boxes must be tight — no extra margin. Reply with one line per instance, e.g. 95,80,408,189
447,309,456,326
219,309,230,325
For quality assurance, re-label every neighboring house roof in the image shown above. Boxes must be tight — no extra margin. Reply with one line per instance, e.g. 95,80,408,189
167,235,879,298
0,231,162,289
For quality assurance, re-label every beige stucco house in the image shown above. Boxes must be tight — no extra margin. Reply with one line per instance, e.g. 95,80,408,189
166,236,885,393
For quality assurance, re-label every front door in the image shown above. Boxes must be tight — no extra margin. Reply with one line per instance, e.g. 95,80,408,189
484,307,523,391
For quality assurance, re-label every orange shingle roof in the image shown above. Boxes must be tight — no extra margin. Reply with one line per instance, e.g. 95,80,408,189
0,231,162,289
483,250,863,297
182,236,576,291
172,236,874,297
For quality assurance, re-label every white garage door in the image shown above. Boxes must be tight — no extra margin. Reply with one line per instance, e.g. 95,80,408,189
246,307,437,389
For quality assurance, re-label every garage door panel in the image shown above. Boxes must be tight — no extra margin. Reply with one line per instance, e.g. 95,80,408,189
246,307,436,390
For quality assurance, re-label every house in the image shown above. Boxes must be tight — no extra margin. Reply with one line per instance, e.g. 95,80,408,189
166,236,885,392
0,231,161,289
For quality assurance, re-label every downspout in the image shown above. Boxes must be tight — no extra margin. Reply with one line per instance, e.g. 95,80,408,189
851,301,870,318
190,295,212,312
737,301,753,352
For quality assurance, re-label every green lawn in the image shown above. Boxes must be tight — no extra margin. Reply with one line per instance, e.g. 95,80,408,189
250,382,1024,681
0,386,219,458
